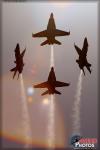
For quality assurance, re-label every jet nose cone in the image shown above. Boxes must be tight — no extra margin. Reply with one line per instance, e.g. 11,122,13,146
51,67,54,70
50,13,53,18
84,37,88,46
84,37,88,43
16,43,20,50
16,43,19,47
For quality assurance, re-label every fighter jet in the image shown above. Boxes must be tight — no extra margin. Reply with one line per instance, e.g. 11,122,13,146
34,67,70,96
10,43,26,79
32,13,70,46
74,37,92,75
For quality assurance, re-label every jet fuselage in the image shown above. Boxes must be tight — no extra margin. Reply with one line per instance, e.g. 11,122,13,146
46,14,57,44
77,55,88,69
16,57,24,73
47,67,57,93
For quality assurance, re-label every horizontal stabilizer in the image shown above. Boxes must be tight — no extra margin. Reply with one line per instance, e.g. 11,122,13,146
54,90,61,95
41,90,49,96
41,40,49,46
54,39,61,45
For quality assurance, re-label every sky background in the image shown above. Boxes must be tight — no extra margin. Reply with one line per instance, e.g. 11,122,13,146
1,1,98,148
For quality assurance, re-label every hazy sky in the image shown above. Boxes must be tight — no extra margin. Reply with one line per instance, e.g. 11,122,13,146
2,1,98,148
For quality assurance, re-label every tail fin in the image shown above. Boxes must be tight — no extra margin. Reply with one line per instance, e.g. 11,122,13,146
41,90,49,96
54,39,61,45
41,40,49,46
54,89,61,95
21,48,26,57
41,39,61,46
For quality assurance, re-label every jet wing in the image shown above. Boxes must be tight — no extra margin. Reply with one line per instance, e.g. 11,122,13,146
32,30,47,37
41,90,49,96
34,81,48,88
82,38,88,56
74,44,82,55
55,29,70,36
21,48,26,57
55,81,70,87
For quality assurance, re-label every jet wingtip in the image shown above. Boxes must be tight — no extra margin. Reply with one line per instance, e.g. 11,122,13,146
23,48,26,53
40,43,43,46
66,83,70,86
68,83,70,86
68,31,70,35
32,33,35,37
25,48,26,52
51,66,54,70
34,84,40,88
74,43,77,48
33,85,36,88
50,13,53,17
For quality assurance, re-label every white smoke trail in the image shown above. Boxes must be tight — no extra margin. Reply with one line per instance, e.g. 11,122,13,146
72,70,83,135
50,45,54,67
20,74,32,148
47,95,55,148
47,45,55,149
